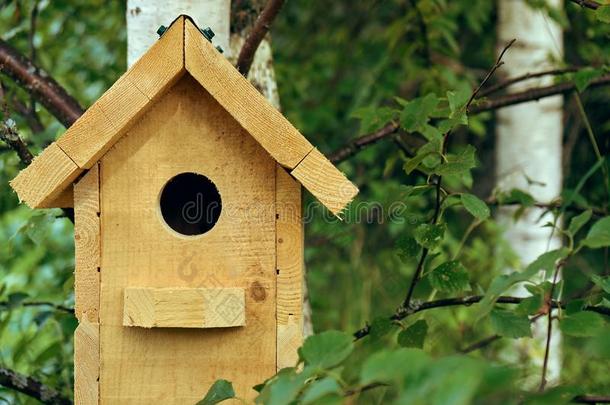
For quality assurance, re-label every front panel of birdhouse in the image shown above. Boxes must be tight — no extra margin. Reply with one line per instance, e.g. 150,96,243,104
97,75,278,403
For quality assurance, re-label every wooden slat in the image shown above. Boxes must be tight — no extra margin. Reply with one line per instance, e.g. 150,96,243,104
57,76,149,169
275,166,303,370
99,76,276,402
74,165,100,323
123,287,245,328
37,186,73,208
9,142,82,208
74,319,99,405
124,16,185,101
58,17,185,169
184,19,313,169
290,148,358,217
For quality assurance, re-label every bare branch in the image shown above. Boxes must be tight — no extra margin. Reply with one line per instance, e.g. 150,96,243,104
0,366,72,405
479,67,580,98
236,0,286,76
0,301,74,314
329,122,400,163
569,0,601,10
0,39,83,127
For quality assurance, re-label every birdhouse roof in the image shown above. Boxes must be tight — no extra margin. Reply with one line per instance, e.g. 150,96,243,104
10,16,357,217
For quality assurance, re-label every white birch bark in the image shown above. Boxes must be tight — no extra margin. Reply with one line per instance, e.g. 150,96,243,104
126,0,231,67
496,0,563,387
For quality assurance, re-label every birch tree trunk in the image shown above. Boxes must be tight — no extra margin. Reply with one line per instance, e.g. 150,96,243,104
126,0,313,337
496,0,563,387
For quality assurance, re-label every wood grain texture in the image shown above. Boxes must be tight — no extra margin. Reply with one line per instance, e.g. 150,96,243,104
36,186,73,208
74,165,100,323
291,148,359,217
123,287,245,328
99,76,276,403
275,166,304,370
124,16,185,101
58,18,184,169
184,19,313,169
9,142,82,208
74,319,99,405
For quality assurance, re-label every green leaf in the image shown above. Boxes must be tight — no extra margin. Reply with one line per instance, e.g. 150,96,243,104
301,377,342,405
582,217,610,248
560,312,605,337
299,331,353,369
396,235,420,260
397,320,428,348
256,368,313,405
497,189,535,206
574,67,605,92
414,223,445,250
429,261,470,293
434,145,477,176
369,317,395,341
461,193,490,221
400,93,440,132
197,380,235,405
476,248,569,319
360,348,430,385
591,274,610,294
567,209,592,236
351,106,397,134
490,309,532,338
403,151,433,174
595,5,610,23
7,292,29,309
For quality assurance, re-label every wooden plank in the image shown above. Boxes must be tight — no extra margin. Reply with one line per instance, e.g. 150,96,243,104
275,166,303,370
9,142,82,209
58,18,185,169
123,287,245,328
124,16,185,101
74,165,100,323
74,319,99,405
99,75,277,403
37,186,73,208
184,19,313,169
291,148,359,217
57,76,149,169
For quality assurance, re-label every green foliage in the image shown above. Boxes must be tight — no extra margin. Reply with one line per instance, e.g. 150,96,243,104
298,331,354,369
560,312,606,337
460,193,490,221
490,309,532,339
428,261,470,293
197,380,235,405
414,223,445,250
581,216,610,248
397,320,428,348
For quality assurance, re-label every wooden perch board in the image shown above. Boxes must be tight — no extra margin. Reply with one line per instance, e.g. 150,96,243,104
123,287,246,328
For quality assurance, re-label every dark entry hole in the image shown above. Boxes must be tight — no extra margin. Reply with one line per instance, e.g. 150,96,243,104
159,172,222,236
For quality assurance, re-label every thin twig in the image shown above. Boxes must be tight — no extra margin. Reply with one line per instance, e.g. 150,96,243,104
0,366,72,405
539,260,564,391
568,0,601,10
0,301,74,314
479,67,580,98
329,73,610,164
460,334,501,353
353,295,608,340
235,0,286,76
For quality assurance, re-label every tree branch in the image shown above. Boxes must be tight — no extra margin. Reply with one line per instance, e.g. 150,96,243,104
0,366,72,405
479,67,580,98
568,0,601,10
0,39,83,127
353,295,609,340
330,73,610,164
235,0,286,76
0,301,74,314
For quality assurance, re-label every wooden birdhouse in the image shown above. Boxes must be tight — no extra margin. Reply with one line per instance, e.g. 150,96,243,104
9,16,357,404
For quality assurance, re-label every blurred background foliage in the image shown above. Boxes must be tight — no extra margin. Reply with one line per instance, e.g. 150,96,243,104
0,0,608,403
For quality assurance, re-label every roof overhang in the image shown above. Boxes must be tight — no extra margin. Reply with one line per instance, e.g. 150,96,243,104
10,16,358,217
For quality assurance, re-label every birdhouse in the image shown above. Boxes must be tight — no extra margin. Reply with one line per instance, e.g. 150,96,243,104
9,16,357,404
